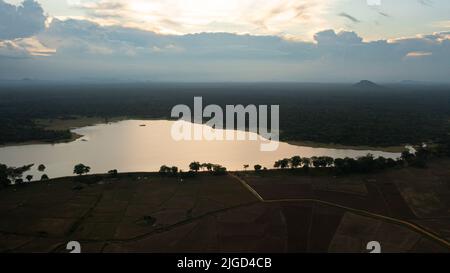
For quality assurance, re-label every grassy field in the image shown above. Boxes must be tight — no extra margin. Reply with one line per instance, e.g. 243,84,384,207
0,160,449,253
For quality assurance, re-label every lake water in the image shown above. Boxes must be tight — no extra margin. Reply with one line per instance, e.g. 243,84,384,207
0,120,400,180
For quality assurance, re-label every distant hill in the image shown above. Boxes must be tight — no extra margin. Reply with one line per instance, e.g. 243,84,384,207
353,80,382,88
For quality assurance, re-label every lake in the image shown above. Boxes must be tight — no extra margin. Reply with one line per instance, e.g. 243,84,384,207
0,120,401,180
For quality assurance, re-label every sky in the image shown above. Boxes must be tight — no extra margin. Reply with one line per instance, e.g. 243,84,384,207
0,0,449,82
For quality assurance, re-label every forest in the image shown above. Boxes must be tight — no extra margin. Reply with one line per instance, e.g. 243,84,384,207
1,82,450,147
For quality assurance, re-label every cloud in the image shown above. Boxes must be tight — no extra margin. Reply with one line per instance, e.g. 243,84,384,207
0,0,46,40
0,40,30,58
0,11,449,82
406,51,433,58
65,0,338,37
314,30,363,45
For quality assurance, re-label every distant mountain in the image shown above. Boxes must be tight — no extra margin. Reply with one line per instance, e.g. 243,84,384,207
353,80,382,88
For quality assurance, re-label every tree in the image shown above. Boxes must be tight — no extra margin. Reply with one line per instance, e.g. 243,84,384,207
290,156,302,169
159,165,179,176
311,157,322,168
41,174,49,181
212,164,227,175
26,175,33,182
275,158,290,169
280,158,290,169
38,164,46,172
108,169,118,177
301,158,311,170
323,157,334,168
411,146,430,168
189,162,201,172
401,150,415,164
73,164,91,176
159,165,171,174
357,154,376,172
254,165,262,172
202,163,213,171
333,158,346,174
0,164,11,187
274,160,281,169
7,164,34,184
311,156,334,168
374,157,388,170
243,164,249,171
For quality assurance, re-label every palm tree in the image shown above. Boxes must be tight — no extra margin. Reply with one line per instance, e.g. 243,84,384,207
243,164,249,171
26,175,33,182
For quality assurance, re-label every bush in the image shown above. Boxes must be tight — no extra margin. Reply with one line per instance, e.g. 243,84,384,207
108,169,118,177
212,165,227,175
159,165,179,176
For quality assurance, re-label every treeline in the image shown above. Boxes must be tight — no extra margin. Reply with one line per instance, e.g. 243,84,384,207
0,163,48,187
0,117,72,144
266,143,449,175
1,83,450,147
159,162,228,177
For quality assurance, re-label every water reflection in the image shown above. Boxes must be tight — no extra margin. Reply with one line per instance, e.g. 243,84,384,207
0,120,400,179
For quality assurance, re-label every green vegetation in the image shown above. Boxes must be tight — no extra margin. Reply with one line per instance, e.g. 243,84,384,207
73,164,91,176
189,162,201,172
1,83,450,147
108,169,118,178
269,141,449,175
159,165,179,176
0,163,34,186
159,162,228,177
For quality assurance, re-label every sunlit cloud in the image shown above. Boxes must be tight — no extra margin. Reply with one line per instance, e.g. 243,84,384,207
406,51,432,58
0,37,55,57
65,0,338,38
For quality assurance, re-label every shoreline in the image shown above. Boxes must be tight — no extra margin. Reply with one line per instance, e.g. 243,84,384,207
286,140,406,153
1,116,406,153
0,116,165,148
